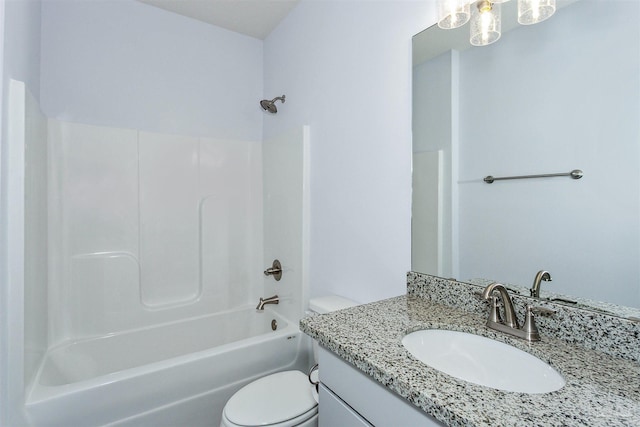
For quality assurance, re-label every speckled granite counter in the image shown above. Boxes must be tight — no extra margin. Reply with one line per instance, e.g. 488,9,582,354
300,279,640,426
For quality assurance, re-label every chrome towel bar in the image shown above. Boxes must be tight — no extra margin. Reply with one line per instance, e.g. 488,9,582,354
484,169,583,184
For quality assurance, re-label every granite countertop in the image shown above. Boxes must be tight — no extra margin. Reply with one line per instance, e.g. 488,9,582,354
300,295,640,427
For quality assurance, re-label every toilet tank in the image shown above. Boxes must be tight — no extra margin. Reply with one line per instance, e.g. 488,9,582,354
307,296,359,365
308,296,358,315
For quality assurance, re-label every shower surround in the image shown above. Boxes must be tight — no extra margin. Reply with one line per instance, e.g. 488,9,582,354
7,80,311,425
47,120,263,341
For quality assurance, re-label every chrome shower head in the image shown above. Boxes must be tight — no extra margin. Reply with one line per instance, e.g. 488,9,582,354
260,95,285,113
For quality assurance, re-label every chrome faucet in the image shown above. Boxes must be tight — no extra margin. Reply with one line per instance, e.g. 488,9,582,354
482,282,553,342
256,295,279,310
530,270,552,298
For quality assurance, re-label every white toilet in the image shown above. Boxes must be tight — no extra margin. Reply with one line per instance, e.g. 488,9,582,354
220,296,358,427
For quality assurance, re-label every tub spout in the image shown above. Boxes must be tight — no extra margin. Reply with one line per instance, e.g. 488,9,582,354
256,295,279,310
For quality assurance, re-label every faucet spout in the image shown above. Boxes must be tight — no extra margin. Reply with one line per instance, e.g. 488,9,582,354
482,283,519,329
530,270,552,298
256,295,279,310
481,282,549,342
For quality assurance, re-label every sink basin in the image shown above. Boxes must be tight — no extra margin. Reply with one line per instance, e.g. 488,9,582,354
402,329,565,393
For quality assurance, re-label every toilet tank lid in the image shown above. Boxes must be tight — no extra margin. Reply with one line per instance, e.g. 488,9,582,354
309,295,358,314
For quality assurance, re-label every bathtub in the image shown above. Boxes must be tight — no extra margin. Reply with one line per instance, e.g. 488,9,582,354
25,306,310,427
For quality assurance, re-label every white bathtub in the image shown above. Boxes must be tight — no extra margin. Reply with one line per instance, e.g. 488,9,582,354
25,307,310,427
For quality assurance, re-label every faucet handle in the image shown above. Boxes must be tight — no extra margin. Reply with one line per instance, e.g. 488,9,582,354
488,296,502,324
522,306,541,341
264,259,283,281
522,305,555,342
530,306,556,316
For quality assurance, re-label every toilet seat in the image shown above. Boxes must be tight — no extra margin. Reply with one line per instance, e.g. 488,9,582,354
222,370,318,427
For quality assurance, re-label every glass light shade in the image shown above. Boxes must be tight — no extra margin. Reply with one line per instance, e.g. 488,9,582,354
437,0,471,29
518,0,556,25
470,1,501,46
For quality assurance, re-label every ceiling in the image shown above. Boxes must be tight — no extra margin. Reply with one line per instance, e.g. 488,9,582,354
138,0,300,40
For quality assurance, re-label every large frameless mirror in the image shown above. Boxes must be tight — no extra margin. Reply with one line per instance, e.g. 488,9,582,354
412,0,640,318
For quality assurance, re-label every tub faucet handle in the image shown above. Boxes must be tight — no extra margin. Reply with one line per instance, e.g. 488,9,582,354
264,259,282,281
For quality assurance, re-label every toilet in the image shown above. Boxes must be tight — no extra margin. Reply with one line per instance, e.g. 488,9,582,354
220,296,358,427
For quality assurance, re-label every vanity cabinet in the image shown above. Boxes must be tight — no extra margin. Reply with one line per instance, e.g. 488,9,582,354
318,347,444,427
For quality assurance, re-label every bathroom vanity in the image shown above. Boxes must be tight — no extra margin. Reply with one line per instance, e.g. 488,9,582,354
300,273,640,426
317,346,442,426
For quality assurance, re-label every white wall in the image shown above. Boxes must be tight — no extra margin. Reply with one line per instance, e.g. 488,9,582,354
263,0,436,303
1,0,41,98
40,0,263,141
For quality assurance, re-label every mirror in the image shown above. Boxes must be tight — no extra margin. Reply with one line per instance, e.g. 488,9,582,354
412,0,640,318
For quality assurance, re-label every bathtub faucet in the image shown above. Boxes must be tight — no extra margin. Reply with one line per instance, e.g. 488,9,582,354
256,295,279,310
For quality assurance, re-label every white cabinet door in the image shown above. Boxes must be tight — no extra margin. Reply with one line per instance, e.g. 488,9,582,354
319,384,372,427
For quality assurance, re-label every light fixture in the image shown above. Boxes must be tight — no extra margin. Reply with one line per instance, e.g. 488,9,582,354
470,0,501,46
436,0,556,47
437,0,471,29
518,0,556,25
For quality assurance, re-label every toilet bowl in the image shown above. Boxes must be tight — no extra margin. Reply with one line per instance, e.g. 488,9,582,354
220,296,358,427
220,371,318,427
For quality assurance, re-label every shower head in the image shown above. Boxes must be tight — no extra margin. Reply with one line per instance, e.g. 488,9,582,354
260,95,286,113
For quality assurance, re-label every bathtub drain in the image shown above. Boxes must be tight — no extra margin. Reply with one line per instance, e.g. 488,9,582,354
271,319,278,330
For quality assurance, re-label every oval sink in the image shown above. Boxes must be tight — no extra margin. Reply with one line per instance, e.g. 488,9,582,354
402,329,565,393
